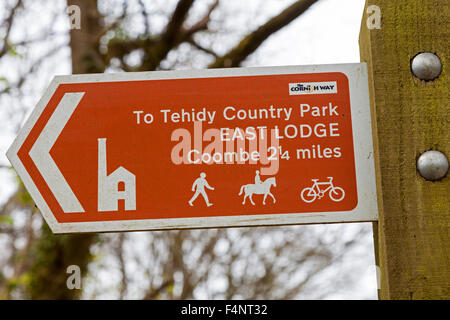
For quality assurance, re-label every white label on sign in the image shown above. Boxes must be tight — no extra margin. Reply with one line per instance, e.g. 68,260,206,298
289,81,338,95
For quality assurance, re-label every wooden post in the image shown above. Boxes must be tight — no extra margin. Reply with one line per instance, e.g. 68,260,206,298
359,0,449,299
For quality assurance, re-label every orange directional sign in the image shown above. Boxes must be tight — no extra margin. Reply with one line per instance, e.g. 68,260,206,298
7,64,377,233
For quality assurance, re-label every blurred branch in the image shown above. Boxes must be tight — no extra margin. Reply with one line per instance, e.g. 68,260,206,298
209,0,319,68
0,182,35,215
188,39,218,57
136,0,197,71
7,32,63,47
138,0,150,35
181,0,219,41
163,0,196,44
143,279,174,300
116,233,128,300
105,0,222,71
0,0,23,59
95,2,128,45
4,43,67,133
16,43,66,88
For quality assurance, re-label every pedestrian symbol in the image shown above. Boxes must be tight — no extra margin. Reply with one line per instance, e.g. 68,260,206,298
189,172,214,207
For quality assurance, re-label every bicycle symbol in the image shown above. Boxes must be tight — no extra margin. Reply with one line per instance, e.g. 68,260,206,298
300,177,345,203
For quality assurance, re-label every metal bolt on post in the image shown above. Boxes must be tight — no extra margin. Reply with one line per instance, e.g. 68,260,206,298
411,52,442,81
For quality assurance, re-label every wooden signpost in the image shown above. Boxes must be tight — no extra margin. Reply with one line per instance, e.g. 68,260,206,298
360,0,449,300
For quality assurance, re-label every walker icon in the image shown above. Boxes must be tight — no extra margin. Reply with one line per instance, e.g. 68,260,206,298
189,172,214,207
300,177,345,203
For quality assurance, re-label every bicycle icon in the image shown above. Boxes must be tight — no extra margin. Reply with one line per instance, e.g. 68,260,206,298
300,177,345,203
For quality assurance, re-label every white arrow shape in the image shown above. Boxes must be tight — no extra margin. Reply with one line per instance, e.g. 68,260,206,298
29,92,85,213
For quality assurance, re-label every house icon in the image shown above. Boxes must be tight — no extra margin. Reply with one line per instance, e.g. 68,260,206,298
97,138,136,211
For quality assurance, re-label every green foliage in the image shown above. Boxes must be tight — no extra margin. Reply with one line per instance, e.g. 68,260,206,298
8,45,19,57
7,273,31,292
167,283,174,295
13,174,34,205
0,76,10,94
0,215,14,226
113,27,130,41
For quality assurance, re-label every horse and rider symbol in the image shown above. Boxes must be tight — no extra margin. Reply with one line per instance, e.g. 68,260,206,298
188,172,345,207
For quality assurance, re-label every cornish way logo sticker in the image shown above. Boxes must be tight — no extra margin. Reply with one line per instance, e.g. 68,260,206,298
289,81,337,95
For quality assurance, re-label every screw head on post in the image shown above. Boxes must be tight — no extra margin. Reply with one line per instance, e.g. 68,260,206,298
417,150,449,181
411,52,442,80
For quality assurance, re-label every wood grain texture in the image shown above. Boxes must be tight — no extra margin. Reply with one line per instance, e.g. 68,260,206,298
360,0,449,299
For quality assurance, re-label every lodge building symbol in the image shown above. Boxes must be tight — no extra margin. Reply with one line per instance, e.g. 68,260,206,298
97,138,136,211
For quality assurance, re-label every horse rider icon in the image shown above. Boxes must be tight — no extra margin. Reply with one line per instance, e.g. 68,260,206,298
239,170,276,205
189,172,214,207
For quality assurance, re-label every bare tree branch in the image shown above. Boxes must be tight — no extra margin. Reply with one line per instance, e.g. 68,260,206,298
143,279,174,300
163,0,196,44
95,2,128,45
137,0,196,70
116,234,128,299
138,0,150,35
188,39,218,57
0,0,23,58
209,0,319,68
181,0,219,41
106,0,221,72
